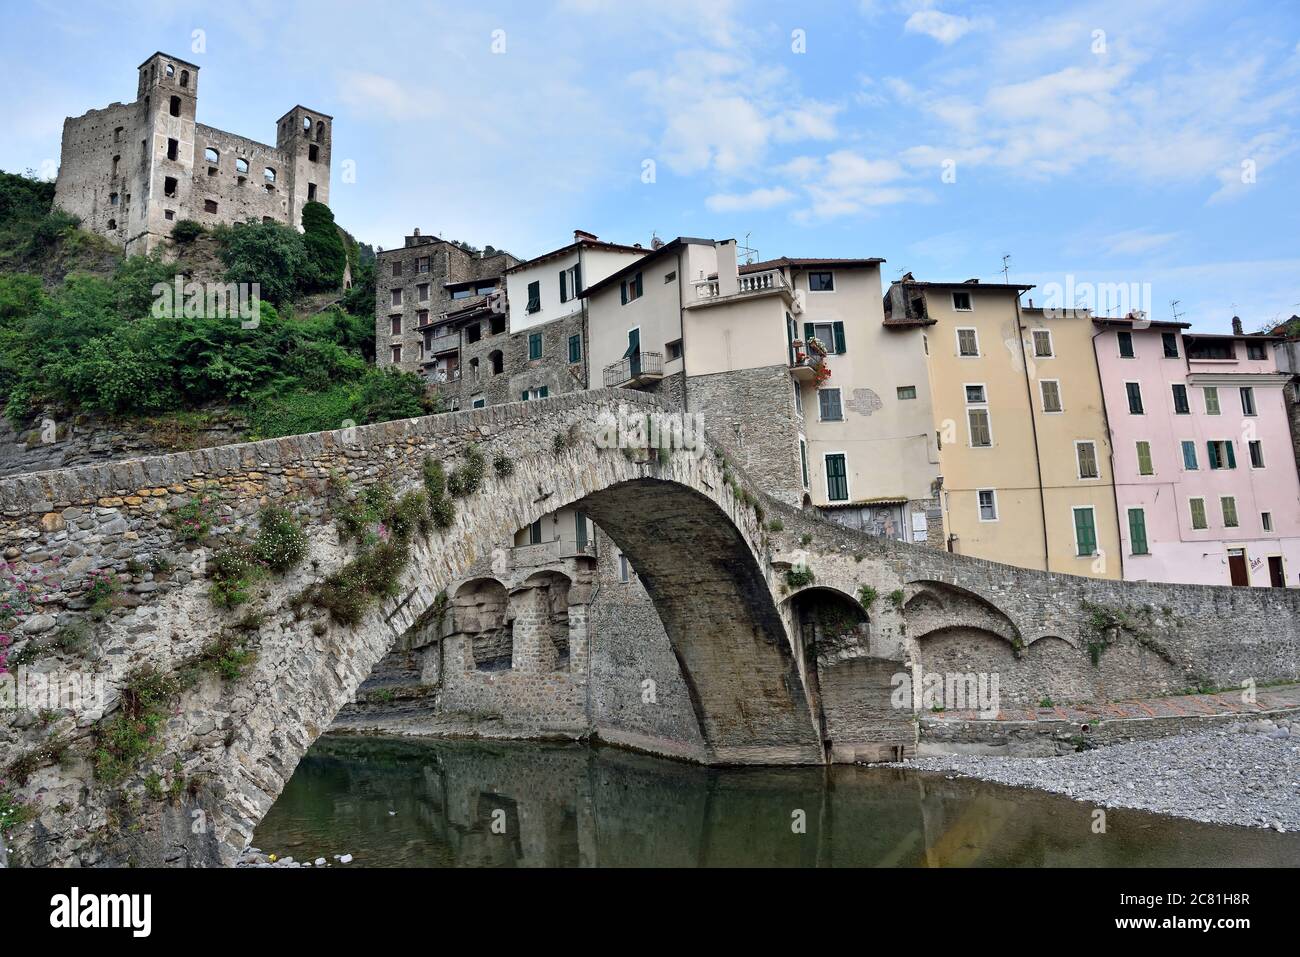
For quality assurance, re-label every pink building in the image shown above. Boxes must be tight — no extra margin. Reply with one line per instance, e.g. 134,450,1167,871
1094,317,1300,588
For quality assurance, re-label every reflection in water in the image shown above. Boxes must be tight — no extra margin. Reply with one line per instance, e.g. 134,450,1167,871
254,736,1300,868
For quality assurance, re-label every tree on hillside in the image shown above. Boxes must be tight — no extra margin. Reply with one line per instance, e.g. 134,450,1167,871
215,221,311,306
301,201,347,291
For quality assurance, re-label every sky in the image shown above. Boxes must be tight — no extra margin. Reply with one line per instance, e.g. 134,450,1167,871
2,0,1298,332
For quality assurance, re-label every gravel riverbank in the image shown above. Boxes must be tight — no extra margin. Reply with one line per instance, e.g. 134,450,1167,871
891,718,1299,831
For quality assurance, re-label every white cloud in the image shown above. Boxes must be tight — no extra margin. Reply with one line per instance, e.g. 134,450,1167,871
904,9,980,45
705,186,796,213
1099,229,1181,256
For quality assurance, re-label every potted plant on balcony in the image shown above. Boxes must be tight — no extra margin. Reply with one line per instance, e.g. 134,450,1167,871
791,339,806,363
807,336,830,357
812,363,832,386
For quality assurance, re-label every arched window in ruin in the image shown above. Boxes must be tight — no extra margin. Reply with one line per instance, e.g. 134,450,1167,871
316,121,325,143
169,96,181,117
165,63,175,78
264,167,276,185
489,350,504,375
469,358,479,380
180,70,189,88
235,157,249,174
204,147,219,165
303,116,312,135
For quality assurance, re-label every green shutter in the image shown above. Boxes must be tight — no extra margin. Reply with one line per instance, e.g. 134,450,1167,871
803,322,814,343
1074,509,1097,556
539,386,548,398
522,390,530,401
1225,441,1236,468
800,441,809,487
832,321,846,354
575,511,587,550
825,454,848,501
635,272,643,297
623,328,640,359
620,281,627,305
1136,441,1153,475
573,262,581,295
1128,509,1148,555
559,269,567,303
1207,441,1220,469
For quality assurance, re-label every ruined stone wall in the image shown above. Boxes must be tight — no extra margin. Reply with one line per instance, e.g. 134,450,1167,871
685,364,803,506
54,101,146,246
188,125,290,229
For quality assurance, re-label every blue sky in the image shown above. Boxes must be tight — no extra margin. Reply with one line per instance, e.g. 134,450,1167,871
3,0,1298,331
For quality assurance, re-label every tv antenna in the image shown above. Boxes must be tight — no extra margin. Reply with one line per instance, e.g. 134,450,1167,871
1000,254,1012,283
737,232,759,265
1170,299,1184,323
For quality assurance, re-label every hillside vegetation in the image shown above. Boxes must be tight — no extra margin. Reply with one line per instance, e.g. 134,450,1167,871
0,170,430,441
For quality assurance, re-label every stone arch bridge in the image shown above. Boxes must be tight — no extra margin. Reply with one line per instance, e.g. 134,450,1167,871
0,389,1296,867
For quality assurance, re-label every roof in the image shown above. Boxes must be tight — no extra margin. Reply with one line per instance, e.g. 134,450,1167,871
1185,332,1284,342
277,104,334,121
580,237,718,298
893,279,1034,292
821,496,909,508
505,236,647,274
740,256,885,274
139,52,202,71
1092,317,1192,330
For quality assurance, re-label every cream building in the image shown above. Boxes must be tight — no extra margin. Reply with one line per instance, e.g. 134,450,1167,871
885,276,1121,578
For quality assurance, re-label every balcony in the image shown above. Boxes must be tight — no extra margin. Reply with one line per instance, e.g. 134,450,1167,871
692,268,788,300
789,340,826,383
511,538,598,569
603,351,663,388
424,366,460,384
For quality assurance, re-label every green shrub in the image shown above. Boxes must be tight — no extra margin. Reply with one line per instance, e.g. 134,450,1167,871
250,506,308,573
209,545,267,608
300,201,347,291
170,219,204,243
214,220,311,306
786,566,815,588
448,444,486,497
493,454,514,478
858,585,878,608
94,666,181,785
767,519,784,532
173,495,216,542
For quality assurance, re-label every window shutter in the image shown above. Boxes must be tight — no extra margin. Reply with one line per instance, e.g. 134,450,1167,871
522,390,530,401
803,322,814,343
832,321,846,354
620,281,628,305
1225,441,1236,468
559,269,567,303
1129,510,1147,554
1075,510,1096,555
539,386,548,398
1207,442,1219,470
573,263,582,295
635,272,643,297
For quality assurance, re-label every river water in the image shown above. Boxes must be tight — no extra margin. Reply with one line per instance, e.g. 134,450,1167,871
252,735,1300,867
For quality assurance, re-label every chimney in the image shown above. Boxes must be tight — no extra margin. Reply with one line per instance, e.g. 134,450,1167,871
414,227,421,237
574,229,598,242
1231,316,1244,335
715,239,739,296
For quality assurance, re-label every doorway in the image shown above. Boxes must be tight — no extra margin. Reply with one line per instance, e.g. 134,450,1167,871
1268,555,1285,588
1227,548,1249,587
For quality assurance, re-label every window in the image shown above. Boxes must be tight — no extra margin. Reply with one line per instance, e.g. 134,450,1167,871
1187,338,1234,360
490,314,506,335
1073,507,1098,557
490,350,504,375
450,286,472,300
568,333,582,364
1189,497,1208,530
1039,379,1062,412
522,386,549,401
465,323,482,344
236,158,249,174
1128,508,1149,555
620,272,644,304
527,280,541,313
307,183,317,201
956,327,979,356
1125,381,1144,414
163,176,178,198
966,384,991,447
794,382,804,415
1171,384,1190,414
204,199,218,214
1262,512,1273,532
264,167,276,184
1247,341,1268,360
806,320,847,354
528,520,543,545
390,344,402,364
390,315,401,335
472,396,486,409
166,138,179,161
1221,496,1239,528
1032,329,1053,357
180,70,189,88
165,63,175,78
977,489,998,522
1162,332,1179,358
390,288,403,307
204,147,219,165
392,261,403,278
109,192,119,206
417,283,430,302
169,96,181,117
1203,386,1220,414
897,385,917,400
1075,441,1099,480
664,271,677,283
529,332,542,360
952,291,972,311
824,454,849,502
112,154,121,177
416,309,429,327
1181,440,1198,470
619,554,632,583
1136,441,1154,475
1117,331,1134,358
114,126,123,143
799,438,809,488
1240,387,1256,416
308,144,319,163
107,218,116,230
666,339,683,361
818,388,843,422
1249,440,1264,468
1207,440,1236,470
164,209,175,221
559,264,581,303
808,271,835,292
415,256,430,274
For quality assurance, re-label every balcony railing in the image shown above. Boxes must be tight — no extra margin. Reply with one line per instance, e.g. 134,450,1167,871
603,351,664,388
425,366,460,383
511,538,598,568
693,268,787,300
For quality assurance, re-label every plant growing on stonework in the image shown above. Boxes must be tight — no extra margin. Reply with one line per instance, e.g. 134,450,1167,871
94,666,182,785
786,566,815,589
858,585,879,609
170,219,204,243
173,495,216,543
0,782,35,833
767,519,785,533
447,444,486,497
493,454,514,478
84,569,122,620
208,545,268,609
249,506,308,574
889,589,905,609
335,481,396,542
196,631,257,681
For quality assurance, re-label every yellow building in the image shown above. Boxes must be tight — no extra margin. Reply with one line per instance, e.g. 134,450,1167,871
884,277,1121,579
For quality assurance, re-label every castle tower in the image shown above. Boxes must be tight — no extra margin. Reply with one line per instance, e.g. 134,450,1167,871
275,106,333,229
133,52,201,253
